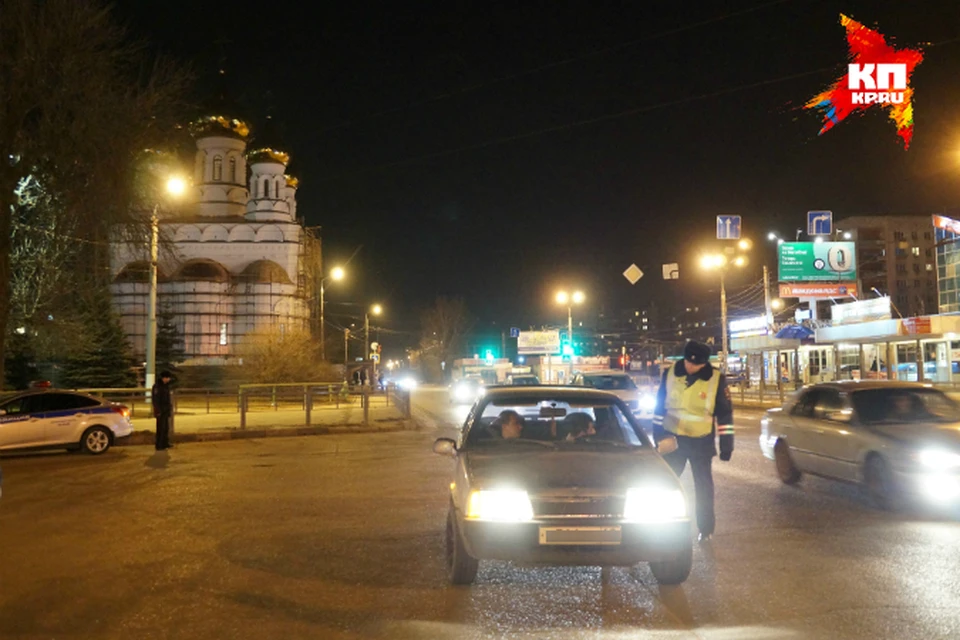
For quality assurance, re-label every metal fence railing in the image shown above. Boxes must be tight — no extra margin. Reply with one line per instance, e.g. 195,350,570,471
73,382,412,426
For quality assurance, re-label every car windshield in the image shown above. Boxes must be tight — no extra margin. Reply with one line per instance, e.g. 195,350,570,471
582,375,637,391
512,377,538,384
852,388,960,425
464,396,648,449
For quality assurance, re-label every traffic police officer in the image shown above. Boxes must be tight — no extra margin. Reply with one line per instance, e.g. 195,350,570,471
652,340,734,542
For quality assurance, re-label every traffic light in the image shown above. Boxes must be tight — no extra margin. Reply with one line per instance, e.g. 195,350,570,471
561,342,574,357
484,349,495,365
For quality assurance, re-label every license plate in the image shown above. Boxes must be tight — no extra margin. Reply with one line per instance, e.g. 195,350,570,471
538,526,622,546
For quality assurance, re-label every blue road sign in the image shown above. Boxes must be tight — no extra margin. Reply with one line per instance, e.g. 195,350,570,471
716,215,742,240
509,327,520,338
807,210,832,236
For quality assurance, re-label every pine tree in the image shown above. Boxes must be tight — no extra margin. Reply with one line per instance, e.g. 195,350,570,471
60,289,137,389
155,306,184,375
3,330,39,390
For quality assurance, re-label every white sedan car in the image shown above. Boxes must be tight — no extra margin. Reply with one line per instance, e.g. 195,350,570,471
570,371,656,420
0,390,134,455
760,381,960,510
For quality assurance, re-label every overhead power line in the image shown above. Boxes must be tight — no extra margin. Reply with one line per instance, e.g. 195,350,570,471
315,0,795,135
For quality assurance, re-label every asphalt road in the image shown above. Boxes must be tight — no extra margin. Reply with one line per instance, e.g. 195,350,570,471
0,386,958,639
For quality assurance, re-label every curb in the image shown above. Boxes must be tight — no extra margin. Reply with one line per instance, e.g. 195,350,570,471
116,418,418,447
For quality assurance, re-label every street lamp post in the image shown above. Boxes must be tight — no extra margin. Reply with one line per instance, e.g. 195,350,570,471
146,176,187,395
365,304,383,383
700,245,750,374
555,290,585,382
319,266,345,361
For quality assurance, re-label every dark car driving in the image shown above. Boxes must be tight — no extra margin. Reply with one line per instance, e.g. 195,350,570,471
433,386,693,585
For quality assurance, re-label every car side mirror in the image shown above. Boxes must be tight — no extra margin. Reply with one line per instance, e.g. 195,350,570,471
433,438,458,457
825,410,852,423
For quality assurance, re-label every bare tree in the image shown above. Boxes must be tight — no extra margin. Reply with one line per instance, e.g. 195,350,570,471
419,297,473,382
236,326,340,384
0,0,190,385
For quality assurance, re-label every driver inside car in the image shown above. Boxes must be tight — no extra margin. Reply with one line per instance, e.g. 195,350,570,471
497,410,525,439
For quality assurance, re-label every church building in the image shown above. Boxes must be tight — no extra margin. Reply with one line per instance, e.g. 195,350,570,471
110,112,318,366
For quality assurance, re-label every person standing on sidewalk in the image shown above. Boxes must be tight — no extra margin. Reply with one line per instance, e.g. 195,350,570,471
152,370,174,450
652,341,734,542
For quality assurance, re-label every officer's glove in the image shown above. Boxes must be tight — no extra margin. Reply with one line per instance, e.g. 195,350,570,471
719,431,734,461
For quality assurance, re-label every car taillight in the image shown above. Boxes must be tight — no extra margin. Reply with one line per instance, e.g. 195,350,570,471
111,405,131,419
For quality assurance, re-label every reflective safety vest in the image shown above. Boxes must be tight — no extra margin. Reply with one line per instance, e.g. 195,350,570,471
663,368,720,438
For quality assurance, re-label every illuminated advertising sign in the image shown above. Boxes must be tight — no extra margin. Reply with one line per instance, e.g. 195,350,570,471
778,242,857,282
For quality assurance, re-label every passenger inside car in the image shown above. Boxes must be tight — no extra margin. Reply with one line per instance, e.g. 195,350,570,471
558,412,596,441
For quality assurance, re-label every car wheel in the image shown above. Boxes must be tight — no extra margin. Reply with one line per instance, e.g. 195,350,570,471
81,426,112,455
649,541,693,585
864,454,898,511
445,506,479,585
774,440,802,485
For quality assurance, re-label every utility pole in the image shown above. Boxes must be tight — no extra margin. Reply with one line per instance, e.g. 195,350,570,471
145,205,160,395
364,313,370,376
567,304,574,381
763,264,772,328
320,279,326,361
344,329,350,367
720,268,728,374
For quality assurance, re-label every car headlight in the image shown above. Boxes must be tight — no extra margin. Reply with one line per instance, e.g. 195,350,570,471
399,377,417,390
466,490,534,522
638,393,656,411
917,449,960,470
623,486,687,522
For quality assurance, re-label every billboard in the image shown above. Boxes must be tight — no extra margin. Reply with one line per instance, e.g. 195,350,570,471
778,242,856,282
779,283,859,299
831,297,892,325
517,330,561,355
729,315,771,338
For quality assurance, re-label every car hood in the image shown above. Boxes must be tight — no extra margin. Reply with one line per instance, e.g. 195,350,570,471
869,421,960,447
462,449,675,493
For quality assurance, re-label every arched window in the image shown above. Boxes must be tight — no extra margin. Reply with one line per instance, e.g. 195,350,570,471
263,179,270,198
229,157,237,183
212,156,223,182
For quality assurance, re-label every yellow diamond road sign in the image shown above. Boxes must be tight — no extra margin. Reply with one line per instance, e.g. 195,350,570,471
623,264,643,285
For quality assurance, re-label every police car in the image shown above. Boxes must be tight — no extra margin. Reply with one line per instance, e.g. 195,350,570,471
0,390,134,454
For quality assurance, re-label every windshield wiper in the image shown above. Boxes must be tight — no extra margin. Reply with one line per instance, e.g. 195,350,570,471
565,438,637,448
502,439,557,448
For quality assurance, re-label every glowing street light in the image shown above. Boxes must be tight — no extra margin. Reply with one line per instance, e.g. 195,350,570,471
146,175,189,395
319,266,346,361
700,241,751,373
166,176,187,197
772,298,784,310
555,289,585,381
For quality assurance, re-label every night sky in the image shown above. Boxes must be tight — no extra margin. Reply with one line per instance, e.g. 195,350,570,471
116,0,960,352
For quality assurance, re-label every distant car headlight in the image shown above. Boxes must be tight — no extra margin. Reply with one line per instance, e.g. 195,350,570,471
454,385,471,399
623,486,687,523
917,449,960,470
638,394,656,411
398,377,418,390
466,490,534,522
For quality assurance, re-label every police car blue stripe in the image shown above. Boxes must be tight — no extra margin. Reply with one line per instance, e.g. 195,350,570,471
43,406,114,419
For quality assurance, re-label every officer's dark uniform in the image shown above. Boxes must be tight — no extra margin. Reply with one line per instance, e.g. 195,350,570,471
652,341,734,539
152,371,174,451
